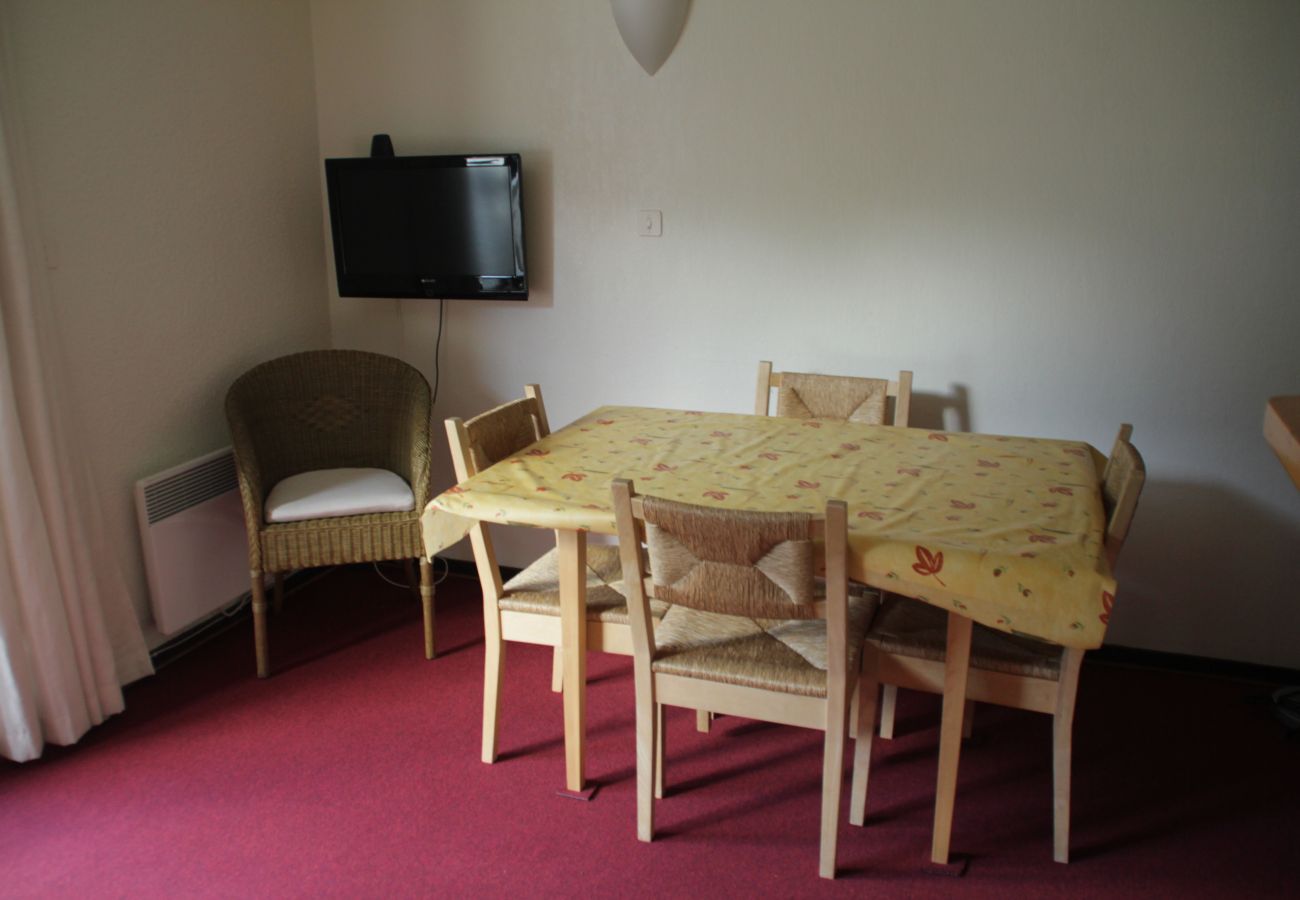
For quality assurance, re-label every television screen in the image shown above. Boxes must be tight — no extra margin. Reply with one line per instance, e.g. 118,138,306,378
324,154,528,300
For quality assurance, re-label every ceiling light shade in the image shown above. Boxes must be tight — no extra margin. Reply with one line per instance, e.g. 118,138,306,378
610,0,690,76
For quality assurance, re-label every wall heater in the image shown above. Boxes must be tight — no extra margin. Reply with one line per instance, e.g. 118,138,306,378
134,447,252,636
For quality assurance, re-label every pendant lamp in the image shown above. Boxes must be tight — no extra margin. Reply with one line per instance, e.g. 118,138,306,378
610,0,690,76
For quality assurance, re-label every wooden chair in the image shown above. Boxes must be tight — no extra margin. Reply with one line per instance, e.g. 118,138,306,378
694,360,911,734
446,386,667,764
755,360,913,426
225,349,434,678
611,479,874,879
852,425,1146,862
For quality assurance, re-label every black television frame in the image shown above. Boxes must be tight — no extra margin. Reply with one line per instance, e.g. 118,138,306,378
324,153,528,301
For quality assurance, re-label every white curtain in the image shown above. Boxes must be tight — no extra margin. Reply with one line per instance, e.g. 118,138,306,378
0,48,152,762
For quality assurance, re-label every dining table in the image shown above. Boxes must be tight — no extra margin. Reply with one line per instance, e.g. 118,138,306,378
421,404,1115,862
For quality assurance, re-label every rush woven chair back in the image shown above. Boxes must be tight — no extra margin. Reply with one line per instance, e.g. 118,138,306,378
446,386,662,765
225,349,434,678
611,479,874,879
855,424,1146,863
1100,425,1144,565
755,360,913,427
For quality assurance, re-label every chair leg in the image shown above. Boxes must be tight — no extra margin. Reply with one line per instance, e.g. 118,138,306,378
636,681,657,842
654,703,665,800
420,558,435,659
251,571,269,679
1053,648,1085,863
481,602,505,764
851,646,880,826
849,678,859,738
695,709,711,732
272,573,284,615
551,646,563,693
819,687,849,878
879,684,897,739
1052,709,1072,864
404,557,417,592
932,612,973,865
879,683,969,740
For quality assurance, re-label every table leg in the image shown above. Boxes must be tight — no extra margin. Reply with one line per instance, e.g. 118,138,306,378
557,529,588,795
932,611,973,865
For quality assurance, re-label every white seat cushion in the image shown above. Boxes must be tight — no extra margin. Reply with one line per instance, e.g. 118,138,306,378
264,468,414,523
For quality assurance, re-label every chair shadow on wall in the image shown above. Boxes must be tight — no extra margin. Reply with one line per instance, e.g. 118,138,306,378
906,384,971,433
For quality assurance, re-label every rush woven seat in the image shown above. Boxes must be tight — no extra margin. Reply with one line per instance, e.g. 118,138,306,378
611,480,871,879
446,387,663,766
868,595,1063,680
225,349,434,678
651,600,875,697
855,424,1146,863
500,545,668,624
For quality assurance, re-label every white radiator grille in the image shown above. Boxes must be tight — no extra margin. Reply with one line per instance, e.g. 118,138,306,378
135,447,252,636
141,451,238,524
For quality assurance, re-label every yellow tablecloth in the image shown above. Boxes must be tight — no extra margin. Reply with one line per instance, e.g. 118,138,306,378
424,405,1116,649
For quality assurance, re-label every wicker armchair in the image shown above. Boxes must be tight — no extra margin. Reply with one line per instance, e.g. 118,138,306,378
225,349,434,678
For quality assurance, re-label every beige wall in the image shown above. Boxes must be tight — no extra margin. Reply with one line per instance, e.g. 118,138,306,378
3,0,331,643
313,0,1300,668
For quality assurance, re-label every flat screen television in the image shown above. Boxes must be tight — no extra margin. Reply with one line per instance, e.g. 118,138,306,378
324,153,527,300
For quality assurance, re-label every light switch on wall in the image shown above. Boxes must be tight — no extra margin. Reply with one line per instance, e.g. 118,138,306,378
638,209,662,237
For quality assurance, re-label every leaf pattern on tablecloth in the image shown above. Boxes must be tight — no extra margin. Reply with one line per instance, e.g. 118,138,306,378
912,546,947,586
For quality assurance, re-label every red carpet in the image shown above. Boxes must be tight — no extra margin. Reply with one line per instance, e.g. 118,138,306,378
2,565,1297,897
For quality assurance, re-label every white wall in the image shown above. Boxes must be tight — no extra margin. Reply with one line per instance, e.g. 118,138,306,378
313,0,1300,668
3,0,332,643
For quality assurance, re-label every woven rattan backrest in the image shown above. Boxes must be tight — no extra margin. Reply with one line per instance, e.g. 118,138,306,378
225,349,432,502
756,361,913,427
1101,425,1145,563
461,396,547,475
638,496,821,619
